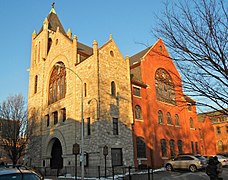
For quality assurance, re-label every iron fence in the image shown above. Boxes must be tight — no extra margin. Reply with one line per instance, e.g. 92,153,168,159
34,165,156,180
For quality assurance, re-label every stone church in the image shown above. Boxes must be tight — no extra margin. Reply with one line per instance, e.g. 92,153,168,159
27,3,219,177
27,6,134,176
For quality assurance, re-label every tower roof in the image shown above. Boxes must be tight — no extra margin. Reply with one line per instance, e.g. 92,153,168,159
39,7,66,35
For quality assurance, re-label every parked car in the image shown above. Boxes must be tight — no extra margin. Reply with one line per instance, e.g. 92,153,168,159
165,154,207,172
0,165,44,180
218,153,228,158
206,155,228,166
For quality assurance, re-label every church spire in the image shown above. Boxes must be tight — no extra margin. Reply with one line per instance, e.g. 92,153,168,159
49,2,56,14
38,2,66,35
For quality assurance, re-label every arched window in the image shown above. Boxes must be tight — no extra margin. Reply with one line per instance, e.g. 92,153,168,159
84,83,87,97
48,38,52,53
158,110,164,124
177,140,183,154
155,68,175,104
190,117,194,128
136,137,146,158
34,75,38,94
111,81,116,96
169,139,175,157
38,41,40,62
175,114,180,126
34,45,37,63
113,118,119,135
135,105,142,119
60,76,65,99
216,126,221,134
218,140,223,152
167,112,172,125
160,139,167,157
48,62,66,104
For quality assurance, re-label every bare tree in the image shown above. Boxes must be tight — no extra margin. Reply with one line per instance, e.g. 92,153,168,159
0,94,36,165
153,0,227,114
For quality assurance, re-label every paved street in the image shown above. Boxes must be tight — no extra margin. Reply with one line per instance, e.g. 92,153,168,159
129,167,228,180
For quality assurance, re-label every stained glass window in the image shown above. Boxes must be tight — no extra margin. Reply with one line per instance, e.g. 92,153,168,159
155,68,175,104
48,62,66,104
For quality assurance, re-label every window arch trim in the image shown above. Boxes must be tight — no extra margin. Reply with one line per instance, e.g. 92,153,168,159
175,114,180,126
158,110,164,124
160,139,167,157
135,105,142,120
48,62,66,105
155,68,176,105
111,81,116,96
167,112,173,125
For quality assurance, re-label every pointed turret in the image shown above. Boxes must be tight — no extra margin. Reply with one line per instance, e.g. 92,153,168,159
73,35,78,64
109,34,113,41
43,18,49,30
93,40,98,60
39,4,66,35
32,30,37,39
49,2,56,14
67,28,72,39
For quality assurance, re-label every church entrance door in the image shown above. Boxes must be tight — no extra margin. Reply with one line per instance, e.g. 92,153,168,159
50,138,63,169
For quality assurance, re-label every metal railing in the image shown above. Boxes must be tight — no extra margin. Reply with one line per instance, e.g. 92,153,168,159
34,165,155,180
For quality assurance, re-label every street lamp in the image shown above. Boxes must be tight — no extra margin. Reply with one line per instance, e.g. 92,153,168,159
55,63,85,180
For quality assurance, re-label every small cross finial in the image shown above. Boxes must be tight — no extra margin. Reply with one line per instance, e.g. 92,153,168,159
52,2,55,8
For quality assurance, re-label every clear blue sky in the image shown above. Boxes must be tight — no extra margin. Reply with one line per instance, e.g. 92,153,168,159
0,0,165,103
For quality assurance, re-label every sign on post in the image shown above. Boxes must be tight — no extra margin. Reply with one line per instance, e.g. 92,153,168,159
103,145,108,156
73,143,80,155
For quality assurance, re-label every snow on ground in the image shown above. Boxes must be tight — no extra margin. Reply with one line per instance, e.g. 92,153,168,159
44,167,166,180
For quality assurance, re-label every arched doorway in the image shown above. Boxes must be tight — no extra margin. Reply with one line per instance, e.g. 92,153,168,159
50,138,63,169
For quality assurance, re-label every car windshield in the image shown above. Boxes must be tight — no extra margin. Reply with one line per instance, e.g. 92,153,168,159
195,155,205,160
217,155,227,159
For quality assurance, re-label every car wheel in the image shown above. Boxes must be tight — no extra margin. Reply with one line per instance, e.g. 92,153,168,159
166,164,173,171
189,165,197,172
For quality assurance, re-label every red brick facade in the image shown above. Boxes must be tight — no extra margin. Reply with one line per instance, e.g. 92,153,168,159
198,111,228,156
130,39,203,168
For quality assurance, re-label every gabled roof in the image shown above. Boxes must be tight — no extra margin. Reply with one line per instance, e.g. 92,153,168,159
39,8,66,35
129,39,173,87
130,39,170,66
77,42,93,61
184,95,196,104
77,42,93,55
129,46,152,86
129,47,150,66
129,47,151,86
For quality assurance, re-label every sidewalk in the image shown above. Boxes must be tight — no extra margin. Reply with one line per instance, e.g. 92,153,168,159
45,176,73,180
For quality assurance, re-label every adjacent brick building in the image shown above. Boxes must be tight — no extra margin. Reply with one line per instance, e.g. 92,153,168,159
0,118,24,165
198,110,228,156
130,39,201,168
